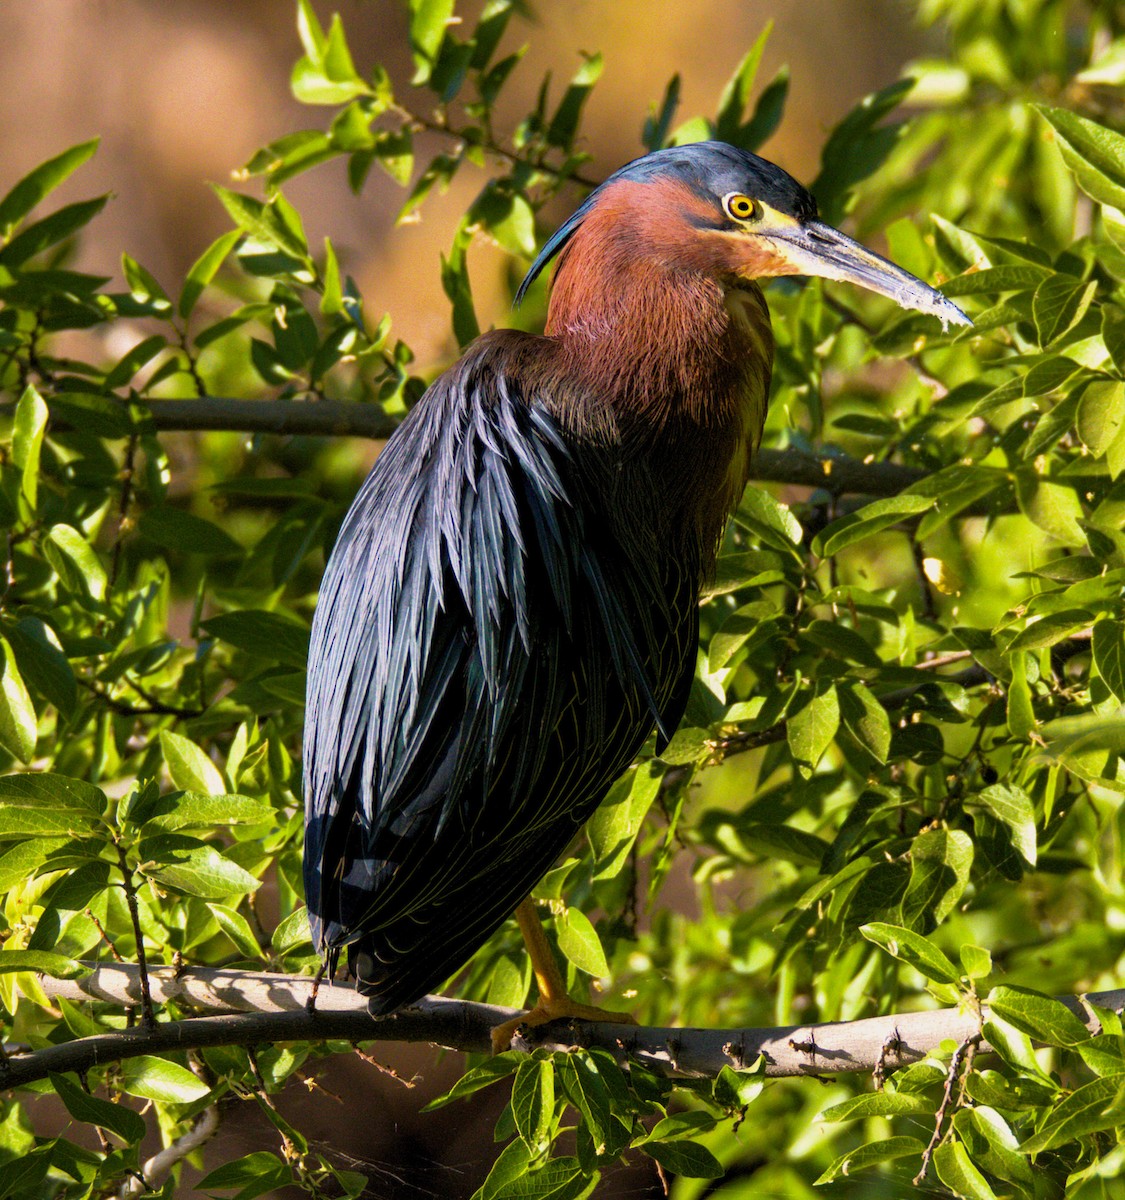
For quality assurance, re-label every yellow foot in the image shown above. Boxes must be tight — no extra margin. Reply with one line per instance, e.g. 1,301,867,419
490,997,637,1054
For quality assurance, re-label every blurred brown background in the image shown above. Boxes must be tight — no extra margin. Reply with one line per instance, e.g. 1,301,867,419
2,0,933,1194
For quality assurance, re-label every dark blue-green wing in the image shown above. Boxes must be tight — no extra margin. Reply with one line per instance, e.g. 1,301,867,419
302,332,695,1011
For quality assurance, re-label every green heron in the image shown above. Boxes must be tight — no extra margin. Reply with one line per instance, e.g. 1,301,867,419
303,141,968,1047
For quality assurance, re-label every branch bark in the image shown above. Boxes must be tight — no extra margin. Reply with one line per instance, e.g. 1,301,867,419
5,963,1119,1090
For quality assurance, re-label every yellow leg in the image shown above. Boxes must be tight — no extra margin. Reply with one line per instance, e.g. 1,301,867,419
490,898,636,1053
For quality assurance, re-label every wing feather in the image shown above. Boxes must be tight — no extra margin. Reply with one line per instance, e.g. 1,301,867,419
303,331,699,1004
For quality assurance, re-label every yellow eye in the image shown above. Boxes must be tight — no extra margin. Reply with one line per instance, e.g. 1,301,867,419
723,193,760,222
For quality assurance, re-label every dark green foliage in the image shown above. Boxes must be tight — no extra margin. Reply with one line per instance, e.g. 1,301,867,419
0,0,1124,1195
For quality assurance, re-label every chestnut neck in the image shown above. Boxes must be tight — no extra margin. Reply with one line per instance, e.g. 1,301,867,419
536,189,774,566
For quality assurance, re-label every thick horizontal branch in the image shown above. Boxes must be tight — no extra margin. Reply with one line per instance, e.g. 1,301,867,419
6,964,1119,1090
13,394,930,498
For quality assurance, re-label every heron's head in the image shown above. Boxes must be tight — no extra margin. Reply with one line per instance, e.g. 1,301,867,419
518,141,969,331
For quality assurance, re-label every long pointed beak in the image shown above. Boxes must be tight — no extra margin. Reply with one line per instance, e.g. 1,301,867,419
770,219,971,330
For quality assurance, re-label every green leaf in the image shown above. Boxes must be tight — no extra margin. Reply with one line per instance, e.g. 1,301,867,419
641,1139,724,1179
410,0,455,83
1077,1033,1125,1078
787,684,839,774
1032,275,1096,347
902,827,973,929
0,195,108,267
121,253,169,310
1037,712,1125,783
838,682,891,763
138,833,261,899
733,488,802,552
0,837,69,892
290,9,367,105
160,730,226,795
953,1107,1038,1189
813,494,935,557
967,784,1036,866
812,79,912,224
0,771,105,819
1104,304,1125,375
716,820,828,866
940,264,1049,295
207,902,265,959
1008,609,1093,652
815,1137,926,1184
933,1140,998,1200
713,1059,766,1110
1078,380,1125,457
0,638,36,764
0,1148,51,1199
0,950,87,977
178,229,241,319
139,791,275,833
1006,651,1035,738
6,618,77,716
196,1151,294,1197
1037,105,1125,210
271,907,312,955
1015,473,1085,546
212,187,309,264
422,1053,521,1111
0,139,99,239
202,610,310,669
859,922,961,984
546,53,603,149
587,762,660,881
320,236,344,315
117,1055,210,1104
1021,1075,1125,1153
138,506,241,556
512,1058,554,1154
43,523,107,602
554,907,609,978
556,1051,613,1155
960,944,992,980
50,1072,146,1145
0,772,105,840
12,385,47,516
715,24,770,144
822,1091,933,1121
986,985,1092,1048
1093,617,1125,702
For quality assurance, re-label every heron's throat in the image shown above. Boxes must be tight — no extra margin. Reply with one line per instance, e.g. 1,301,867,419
544,249,774,562
545,259,773,434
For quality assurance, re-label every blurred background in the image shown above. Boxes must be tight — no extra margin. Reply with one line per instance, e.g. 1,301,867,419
0,0,934,369
1,1,940,1195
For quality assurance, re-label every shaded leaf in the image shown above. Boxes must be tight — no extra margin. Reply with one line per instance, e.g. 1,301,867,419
50,1072,146,1145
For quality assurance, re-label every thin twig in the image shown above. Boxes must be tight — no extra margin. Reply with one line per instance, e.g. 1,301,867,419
85,908,124,962
914,1034,979,1185
114,846,155,1028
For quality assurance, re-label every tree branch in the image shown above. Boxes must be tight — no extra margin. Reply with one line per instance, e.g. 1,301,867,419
5,963,1119,1090
16,395,935,498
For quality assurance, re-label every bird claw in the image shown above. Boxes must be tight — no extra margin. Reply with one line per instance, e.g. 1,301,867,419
489,999,637,1054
